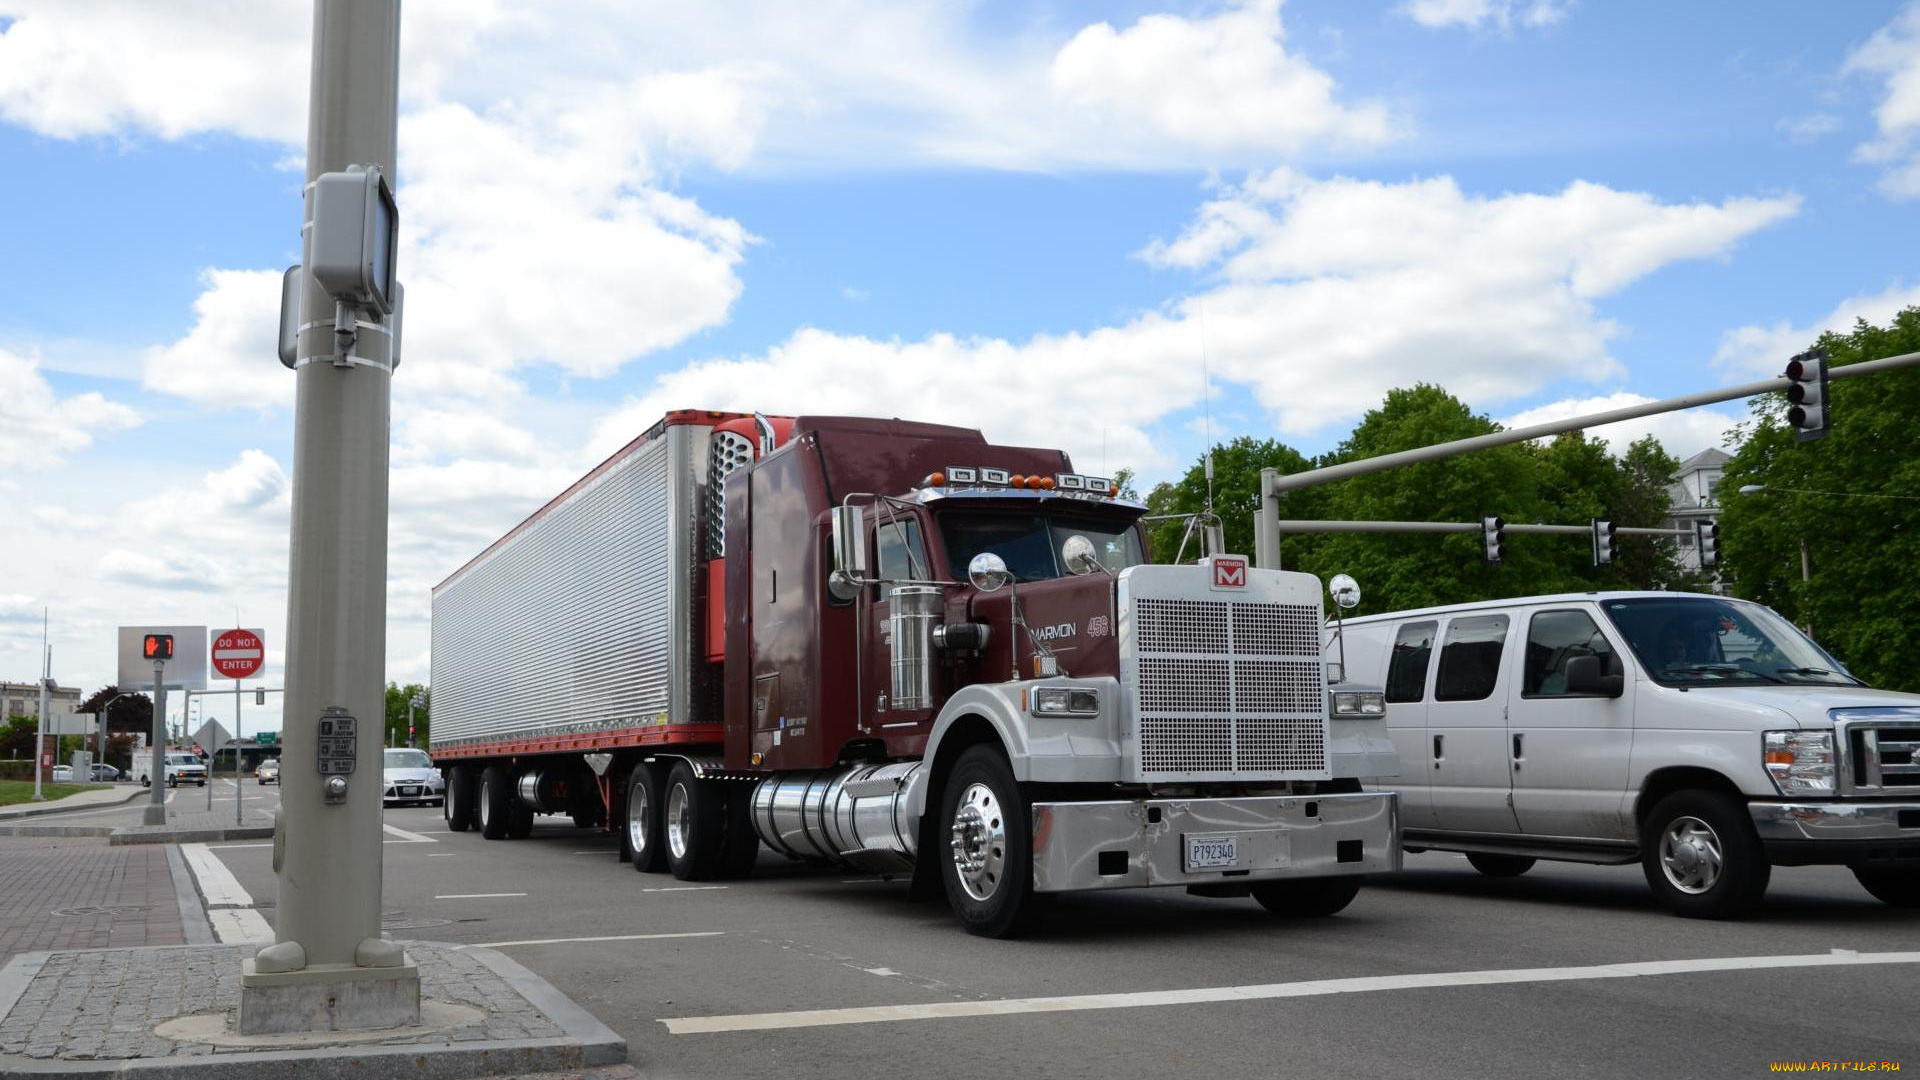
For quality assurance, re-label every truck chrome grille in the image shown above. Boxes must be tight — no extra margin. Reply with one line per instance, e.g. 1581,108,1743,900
1123,570,1329,781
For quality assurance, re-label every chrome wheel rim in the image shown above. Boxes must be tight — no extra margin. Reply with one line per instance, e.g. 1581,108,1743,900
628,778,651,856
949,782,1007,902
1658,815,1723,894
666,782,691,861
478,780,492,830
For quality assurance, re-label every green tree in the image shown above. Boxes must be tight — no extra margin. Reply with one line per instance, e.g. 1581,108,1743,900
1310,385,1562,614
1142,436,1330,566
1719,307,1920,691
1532,433,1697,591
384,682,431,747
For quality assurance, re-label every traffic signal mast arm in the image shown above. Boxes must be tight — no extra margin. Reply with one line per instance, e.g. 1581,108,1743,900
1266,520,1691,537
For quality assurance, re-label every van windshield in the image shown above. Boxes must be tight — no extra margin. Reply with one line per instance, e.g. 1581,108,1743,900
938,512,1144,583
1599,597,1860,687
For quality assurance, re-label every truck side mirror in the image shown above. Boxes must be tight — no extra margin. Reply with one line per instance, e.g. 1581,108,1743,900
829,505,866,601
1564,653,1624,698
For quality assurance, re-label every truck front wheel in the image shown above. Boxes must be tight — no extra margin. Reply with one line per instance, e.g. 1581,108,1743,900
478,765,512,840
1251,877,1363,917
1640,790,1769,919
626,764,667,872
664,761,726,880
1852,867,1920,907
939,745,1048,938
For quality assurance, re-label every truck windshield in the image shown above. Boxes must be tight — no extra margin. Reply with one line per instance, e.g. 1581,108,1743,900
939,512,1144,583
1599,597,1861,687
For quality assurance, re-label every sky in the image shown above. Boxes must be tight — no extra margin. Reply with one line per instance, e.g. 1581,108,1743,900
2,0,1918,737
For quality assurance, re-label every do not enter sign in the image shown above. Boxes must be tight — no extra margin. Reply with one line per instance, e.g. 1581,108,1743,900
212,629,265,680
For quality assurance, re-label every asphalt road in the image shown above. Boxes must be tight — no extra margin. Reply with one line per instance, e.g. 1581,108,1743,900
196,806,1920,1080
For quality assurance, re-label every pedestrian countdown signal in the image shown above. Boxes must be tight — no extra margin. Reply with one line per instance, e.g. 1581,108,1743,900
143,634,175,661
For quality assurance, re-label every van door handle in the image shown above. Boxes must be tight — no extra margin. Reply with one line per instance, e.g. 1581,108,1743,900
1432,734,1443,768
1511,733,1523,769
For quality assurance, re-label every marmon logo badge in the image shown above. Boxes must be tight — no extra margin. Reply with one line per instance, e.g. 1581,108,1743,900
1211,555,1248,590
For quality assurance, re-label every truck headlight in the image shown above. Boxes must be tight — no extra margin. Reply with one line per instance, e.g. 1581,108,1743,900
1331,691,1386,717
1763,730,1834,796
1031,687,1100,717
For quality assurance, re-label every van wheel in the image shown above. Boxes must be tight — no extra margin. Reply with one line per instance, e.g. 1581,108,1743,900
939,745,1049,938
1852,867,1920,907
141,776,151,788
664,761,725,880
625,763,667,872
1466,853,1536,878
478,765,512,840
445,766,476,832
1640,791,1769,919
1251,877,1363,917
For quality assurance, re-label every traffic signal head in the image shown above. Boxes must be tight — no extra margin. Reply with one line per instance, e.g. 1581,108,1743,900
1784,347,1829,442
142,634,175,661
1482,515,1505,565
1592,519,1618,566
1697,520,1721,568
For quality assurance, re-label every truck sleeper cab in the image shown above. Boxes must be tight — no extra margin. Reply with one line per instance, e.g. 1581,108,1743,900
1334,590,1920,918
431,412,1400,936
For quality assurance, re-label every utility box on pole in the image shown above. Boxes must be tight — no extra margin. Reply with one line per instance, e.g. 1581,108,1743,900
240,0,416,1036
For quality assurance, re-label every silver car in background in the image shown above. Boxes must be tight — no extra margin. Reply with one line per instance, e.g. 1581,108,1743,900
382,747,445,807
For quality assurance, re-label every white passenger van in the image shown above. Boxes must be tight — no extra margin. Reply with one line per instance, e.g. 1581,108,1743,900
1332,591,1920,918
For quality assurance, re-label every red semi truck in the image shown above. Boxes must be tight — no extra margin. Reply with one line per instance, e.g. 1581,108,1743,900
429,409,1400,935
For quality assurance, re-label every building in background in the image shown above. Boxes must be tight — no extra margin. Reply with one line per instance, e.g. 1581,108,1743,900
1667,447,1730,587
2,681,82,721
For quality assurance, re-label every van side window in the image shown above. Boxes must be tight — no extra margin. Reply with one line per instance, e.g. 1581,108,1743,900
1434,614,1510,701
1385,621,1438,703
1523,610,1616,697
874,519,925,601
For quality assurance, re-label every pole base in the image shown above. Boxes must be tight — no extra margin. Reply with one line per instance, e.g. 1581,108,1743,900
141,802,167,826
238,957,420,1035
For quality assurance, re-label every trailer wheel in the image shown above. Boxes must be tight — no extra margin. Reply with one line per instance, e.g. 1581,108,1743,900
478,765,512,840
939,745,1049,938
664,761,726,880
507,800,535,840
625,763,667,873
1251,877,1363,917
444,766,476,832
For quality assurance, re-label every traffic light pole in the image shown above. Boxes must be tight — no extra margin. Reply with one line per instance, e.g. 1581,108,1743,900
144,663,166,826
240,0,415,1035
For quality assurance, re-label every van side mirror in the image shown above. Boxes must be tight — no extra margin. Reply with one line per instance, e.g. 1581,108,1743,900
1565,653,1624,698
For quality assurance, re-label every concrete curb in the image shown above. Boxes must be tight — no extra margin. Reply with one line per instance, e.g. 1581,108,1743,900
161,843,217,946
461,945,628,1066
0,785,144,822
0,825,117,838
109,825,275,846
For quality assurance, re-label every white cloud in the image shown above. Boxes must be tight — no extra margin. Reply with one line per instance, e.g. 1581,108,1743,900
1048,0,1395,154
1844,3,1920,198
0,1,1394,172
1777,113,1842,142
1501,393,1740,461
1400,0,1571,31
594,171,1798,469
140,270,292,411
1712,281,1920,378
0,348,141,469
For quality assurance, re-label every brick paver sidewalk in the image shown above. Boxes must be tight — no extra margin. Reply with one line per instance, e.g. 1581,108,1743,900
0,837,185,960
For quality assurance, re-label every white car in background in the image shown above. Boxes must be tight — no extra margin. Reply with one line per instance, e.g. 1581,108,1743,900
382,748,444,808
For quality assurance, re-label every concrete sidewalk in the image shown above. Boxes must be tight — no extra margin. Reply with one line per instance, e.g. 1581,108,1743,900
0,785,143,822
0,838,194,962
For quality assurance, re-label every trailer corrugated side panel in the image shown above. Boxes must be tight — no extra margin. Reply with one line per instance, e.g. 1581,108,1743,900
430,424,704,750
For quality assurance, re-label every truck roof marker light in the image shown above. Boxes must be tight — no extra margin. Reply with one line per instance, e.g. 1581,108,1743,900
1010,475,1028,489
1036,476,1056,490
925,471,947,488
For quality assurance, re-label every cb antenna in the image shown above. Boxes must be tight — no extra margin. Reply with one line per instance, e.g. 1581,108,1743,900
1198,299,1215,514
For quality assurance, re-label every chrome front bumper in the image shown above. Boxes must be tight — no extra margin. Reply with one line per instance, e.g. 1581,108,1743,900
1030,791,1400,893
1749,801,1920,844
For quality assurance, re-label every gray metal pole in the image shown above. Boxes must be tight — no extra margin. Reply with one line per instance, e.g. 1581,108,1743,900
250,0,406,990
1256,469,1281,570
144,664,166,825
32,630,48,801
236,679,244,825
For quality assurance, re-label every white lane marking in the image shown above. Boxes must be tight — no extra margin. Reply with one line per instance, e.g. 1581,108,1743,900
643,885,729,893
427,853,457,858
181,843,256,909
462,931,726,949
434,892,527,899
659,950,1920,1035
863,967,900,977
214,843,274,850
382,823,438,844
208,908,274,944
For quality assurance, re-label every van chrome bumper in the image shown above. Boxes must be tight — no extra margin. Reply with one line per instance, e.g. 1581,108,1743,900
1748,801,1920,865
1030,791,1400,893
